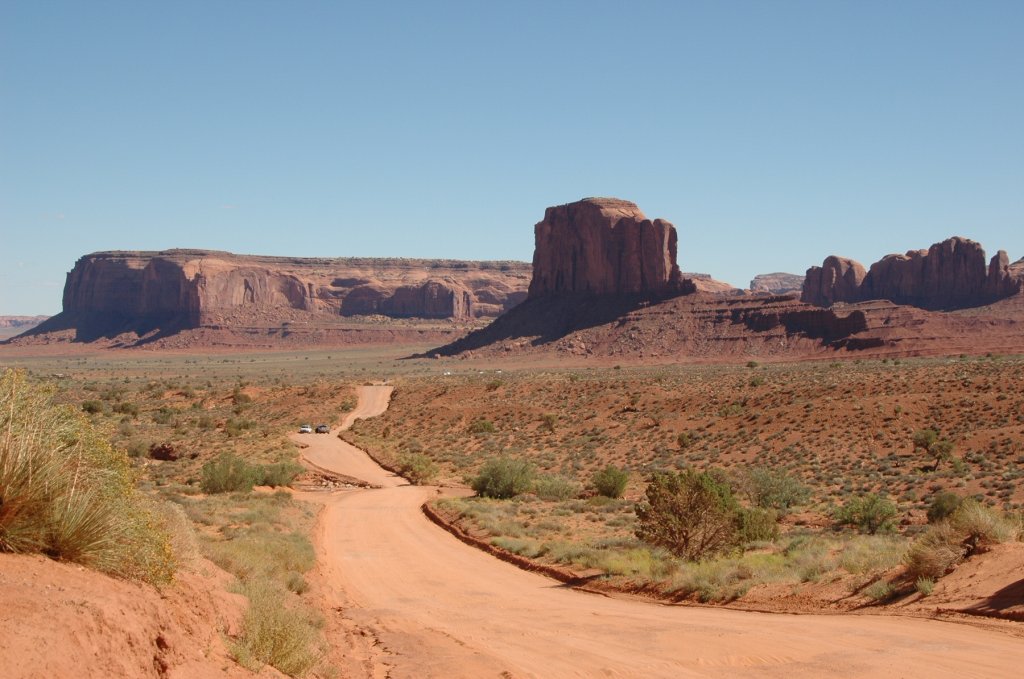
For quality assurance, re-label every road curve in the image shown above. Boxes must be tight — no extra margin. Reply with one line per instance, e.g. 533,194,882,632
307,386,1024,678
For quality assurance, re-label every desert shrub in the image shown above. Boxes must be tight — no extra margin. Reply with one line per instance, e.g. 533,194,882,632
81,400,106,414
904,522,966,580
676,432,694,449
635,470,739,561
740,467,811,512
207,527,316,583
468,419,496,434
916,577,935,596
396,452,439,485
540,413,557,433
833,493,898,534
231,581,322,677
592,465,629,499
926,491,963,524
837,535,907,574
533,474,580,501
737,508,779,543
200,453,262,493
471,457,535,499
260,461,304,488
951,499,1018,550
864,579,894,601
0,370,173,584
112,401,139,417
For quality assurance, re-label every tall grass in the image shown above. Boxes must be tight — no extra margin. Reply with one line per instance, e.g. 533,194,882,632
0,370,173,583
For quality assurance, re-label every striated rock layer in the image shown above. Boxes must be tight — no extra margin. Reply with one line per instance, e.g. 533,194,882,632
528,198,690,298
802,237,1022,310
29,250,530,342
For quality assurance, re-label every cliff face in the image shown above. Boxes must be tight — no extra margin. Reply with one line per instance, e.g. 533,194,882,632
44,250,531,340
801,257,867,307
528,198,688,298
802,237,1022,310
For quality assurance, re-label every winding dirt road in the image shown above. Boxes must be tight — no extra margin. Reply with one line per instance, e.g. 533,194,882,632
300,386,1023,678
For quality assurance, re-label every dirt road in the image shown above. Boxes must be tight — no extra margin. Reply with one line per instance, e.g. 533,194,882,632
307,386,1024,678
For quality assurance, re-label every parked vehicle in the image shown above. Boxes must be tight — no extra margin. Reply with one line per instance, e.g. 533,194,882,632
299,424,312,434
315,424,330,434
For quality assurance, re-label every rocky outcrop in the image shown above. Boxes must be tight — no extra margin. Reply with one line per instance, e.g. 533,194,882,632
750,273,805,295
33,250,531,341
802,238,1022,311
528,198,689,298
802,257,867,307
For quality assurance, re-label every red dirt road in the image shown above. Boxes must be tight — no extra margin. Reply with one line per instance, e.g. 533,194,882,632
306,386,1024,678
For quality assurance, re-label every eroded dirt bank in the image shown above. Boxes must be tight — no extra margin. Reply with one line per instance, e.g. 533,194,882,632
304,386,1024,678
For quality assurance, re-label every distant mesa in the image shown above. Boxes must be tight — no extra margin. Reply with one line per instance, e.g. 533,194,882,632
750,272,805,295
18,250,530,345
0,315,49,330
528,198,694,298
426,202,1024,361
802,237,1023,310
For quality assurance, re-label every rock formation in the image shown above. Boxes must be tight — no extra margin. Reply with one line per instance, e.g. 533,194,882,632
528,198,690,298
802,237,1022,310
750,273,805,295
31,250,531,341
802,257,867,307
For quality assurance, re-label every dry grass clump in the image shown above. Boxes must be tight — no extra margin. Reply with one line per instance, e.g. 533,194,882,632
904,500,1019,580
230,580,323,677
172,489,326,677
0,370,174,584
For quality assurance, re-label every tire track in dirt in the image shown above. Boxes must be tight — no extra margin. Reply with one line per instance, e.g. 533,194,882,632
302,385,1024,678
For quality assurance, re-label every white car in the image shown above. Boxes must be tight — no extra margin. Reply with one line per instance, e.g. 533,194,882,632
298,424,312,434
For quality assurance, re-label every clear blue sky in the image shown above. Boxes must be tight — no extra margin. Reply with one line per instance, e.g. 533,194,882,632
2,1,1022,315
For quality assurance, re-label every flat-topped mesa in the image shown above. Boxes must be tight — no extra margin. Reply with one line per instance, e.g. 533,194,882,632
528,198,691,299
750,272,805,295
801,237,1022,310
41,250,531,340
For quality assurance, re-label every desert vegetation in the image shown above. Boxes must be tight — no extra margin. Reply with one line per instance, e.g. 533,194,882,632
0,355,369,677
346,356,1024,607
0,369,174,584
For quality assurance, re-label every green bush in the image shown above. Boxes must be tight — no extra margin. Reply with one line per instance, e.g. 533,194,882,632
471,457,535,499
740,467,811,512
737,507,779,543
81,400,106,414
397,452,439,485
200,453,262,493
260,461,304,488
926,491,962,524
0,370,173,584
834,493,898,534
592,465,629,498
533,474,580,501
468,419,496,434
635,470,739,561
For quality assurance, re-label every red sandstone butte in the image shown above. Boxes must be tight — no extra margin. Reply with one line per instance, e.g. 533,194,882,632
528,198,688,298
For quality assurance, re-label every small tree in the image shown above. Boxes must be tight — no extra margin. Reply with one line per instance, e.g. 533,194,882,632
740,467,811,512
912,429,938,453
926,491,963,523
911,428,955,471
635,470,739,561
591,465,629,498
834,493,898,534
471,457,535,499
397,452,439,485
